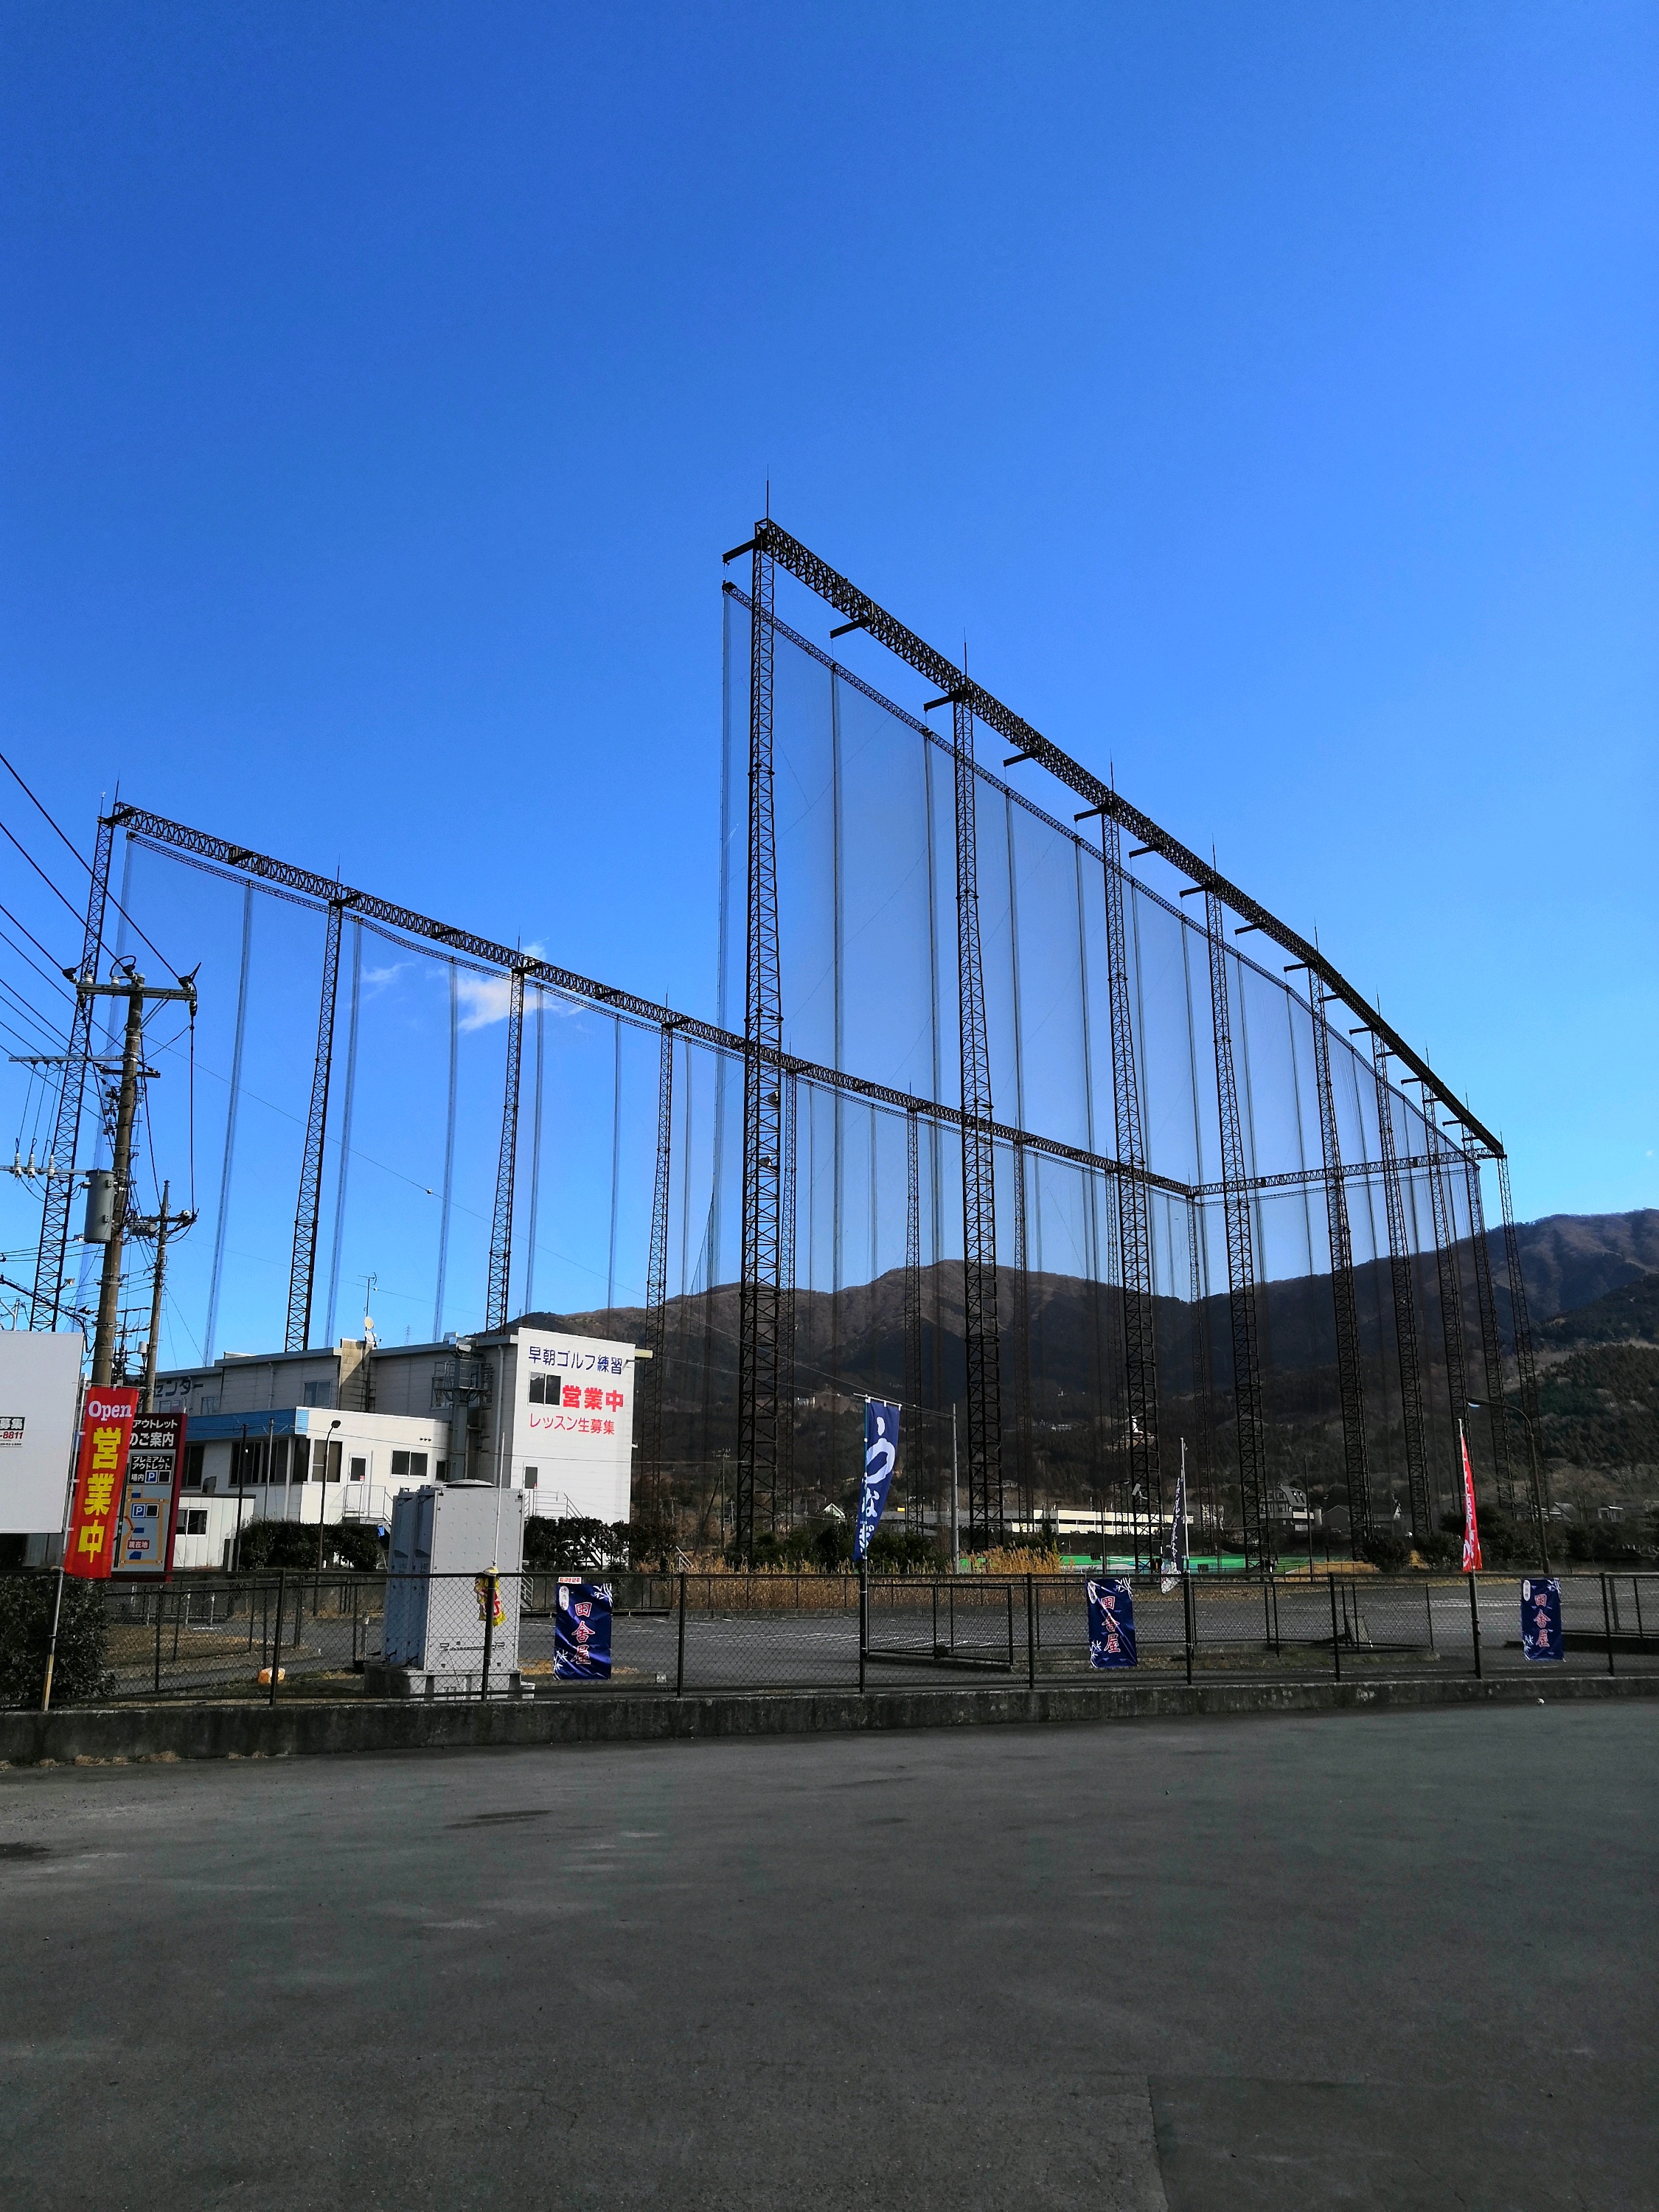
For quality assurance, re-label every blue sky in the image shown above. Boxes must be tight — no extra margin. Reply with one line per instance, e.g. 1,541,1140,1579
1,0,1654,1346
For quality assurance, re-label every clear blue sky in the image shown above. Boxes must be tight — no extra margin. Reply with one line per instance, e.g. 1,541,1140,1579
1,0,1654,1262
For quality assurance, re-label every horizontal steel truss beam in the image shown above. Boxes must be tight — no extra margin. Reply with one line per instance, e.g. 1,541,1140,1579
1192,1151,1468,1201
116,807,1481,1218
114,807,1189,1195
734,518,1503,1162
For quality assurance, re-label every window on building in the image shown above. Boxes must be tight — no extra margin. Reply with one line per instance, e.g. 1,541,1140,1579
523,1467,539,1489
323,1440,343,1484
181,1509,208,1536
527,1374,546,1404
391,1450,410,1478
435,1459,448,1481
349,1456,366,1482
291,1452,307,1483
408,1452,427,1481
182,1445,204,1492
302,1381,335,1408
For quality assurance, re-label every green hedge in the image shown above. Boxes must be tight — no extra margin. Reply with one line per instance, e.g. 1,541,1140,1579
0,1575,113,1708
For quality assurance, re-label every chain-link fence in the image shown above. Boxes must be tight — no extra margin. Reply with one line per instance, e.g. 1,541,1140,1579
2,1568,1655,1708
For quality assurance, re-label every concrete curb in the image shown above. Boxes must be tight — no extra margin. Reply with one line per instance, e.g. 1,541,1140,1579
2,1667,1655,1765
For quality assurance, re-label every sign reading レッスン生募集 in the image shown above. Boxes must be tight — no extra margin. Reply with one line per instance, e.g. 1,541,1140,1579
65,1386,139,1580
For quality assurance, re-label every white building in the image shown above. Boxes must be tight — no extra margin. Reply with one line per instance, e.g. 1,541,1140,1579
157,1320,639,1570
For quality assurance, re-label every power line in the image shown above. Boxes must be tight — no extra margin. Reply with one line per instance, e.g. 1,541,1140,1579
0,917,77,1009
0,897,74,990
0,753,179,978
0,819,88,936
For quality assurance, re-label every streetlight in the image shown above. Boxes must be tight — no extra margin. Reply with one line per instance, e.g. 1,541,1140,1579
1467,1399,1550,1572
316,1417,343,1573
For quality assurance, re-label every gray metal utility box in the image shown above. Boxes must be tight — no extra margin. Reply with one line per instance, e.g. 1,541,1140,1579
378,1481,526,1694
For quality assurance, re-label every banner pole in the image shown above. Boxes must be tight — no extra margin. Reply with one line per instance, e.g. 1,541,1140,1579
1468,1571,1482,1678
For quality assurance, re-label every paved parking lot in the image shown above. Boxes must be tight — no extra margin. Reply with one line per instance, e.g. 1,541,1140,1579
2,1700,1655,2210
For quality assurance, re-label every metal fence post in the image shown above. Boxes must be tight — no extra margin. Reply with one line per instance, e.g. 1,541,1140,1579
858,1561,869,1694
481,1573,495,1701
1183,1572,1196,1686
270,1572,285,1706
1601,1573,1616,1676
153,1590,164,1697
1468,1571,1482,1679
1026,1574,1036,1691
1328,1573,1341,1681
675,1571,686,1696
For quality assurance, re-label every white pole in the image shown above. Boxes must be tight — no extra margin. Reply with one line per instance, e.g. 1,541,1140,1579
950,1404,959,1571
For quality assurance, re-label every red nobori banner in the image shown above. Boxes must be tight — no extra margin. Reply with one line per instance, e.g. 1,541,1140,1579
65,1386,139,1580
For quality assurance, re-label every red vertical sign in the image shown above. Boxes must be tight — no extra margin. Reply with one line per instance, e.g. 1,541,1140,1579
64,1385,139,1580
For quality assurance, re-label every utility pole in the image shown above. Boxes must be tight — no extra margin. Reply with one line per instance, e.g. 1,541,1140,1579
126,1180,198,1411
77,964,198,1388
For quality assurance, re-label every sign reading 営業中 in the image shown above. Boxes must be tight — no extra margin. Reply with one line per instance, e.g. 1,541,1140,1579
114,1411,185,1576
517,1328,637,1523
65,1386,139,1579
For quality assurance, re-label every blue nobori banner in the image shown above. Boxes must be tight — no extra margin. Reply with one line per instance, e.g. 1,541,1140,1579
1520,1577,1562,1663
854,1399,900,1562
554,1580,613,1679
1086,1578,1137,1668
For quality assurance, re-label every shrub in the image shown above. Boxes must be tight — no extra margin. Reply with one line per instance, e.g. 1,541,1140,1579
234,1519,383,1573
1357,1528,1411,1573
0,1575,113,1708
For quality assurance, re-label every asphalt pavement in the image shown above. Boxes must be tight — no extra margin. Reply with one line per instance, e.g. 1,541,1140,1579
1,1700,1655,2210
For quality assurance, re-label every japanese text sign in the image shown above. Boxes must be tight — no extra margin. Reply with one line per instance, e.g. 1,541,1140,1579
65,1386,139,1580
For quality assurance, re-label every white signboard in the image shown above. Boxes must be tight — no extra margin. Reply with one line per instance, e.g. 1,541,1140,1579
512,1327,636,1523
0,1332,83,1535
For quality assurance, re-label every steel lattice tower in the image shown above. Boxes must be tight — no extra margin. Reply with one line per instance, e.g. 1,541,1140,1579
286,896,347,1351
643,1020,675,1520
1203,886,1268,1566
953,692,1003,1548
902,1104,924,1521
1371,1037,1431,1545
737,537,784,1561
1461,1150,1515,1517
484,968,527,1333
31,812,116,1329
1098,813,1161,1525
1310,977,1372,1547
1422,1111,1470,1494
776,1068,799,1530
1010,1140,1035,1529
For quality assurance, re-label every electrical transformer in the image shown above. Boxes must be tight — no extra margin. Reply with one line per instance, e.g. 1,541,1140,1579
380,1481,526,1691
